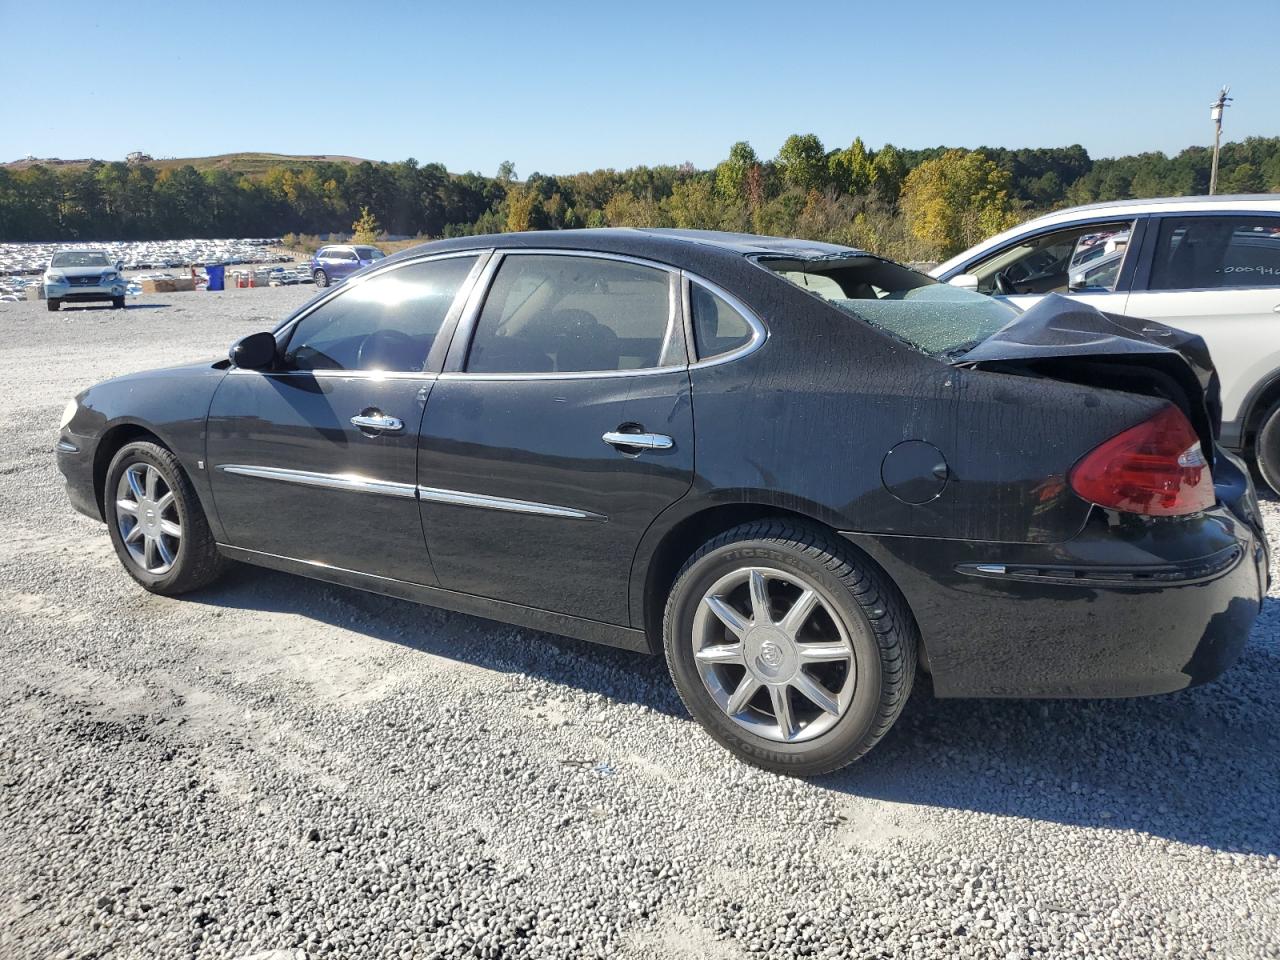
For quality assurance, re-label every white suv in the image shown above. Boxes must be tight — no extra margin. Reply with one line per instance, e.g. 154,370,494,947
933,195,1280,491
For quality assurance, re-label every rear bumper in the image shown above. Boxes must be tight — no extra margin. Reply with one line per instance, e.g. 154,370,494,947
844,499,1266,700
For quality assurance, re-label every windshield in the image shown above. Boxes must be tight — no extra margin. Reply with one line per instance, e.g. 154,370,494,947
355,247,385,261
761,254,1018,358
51,251,110,268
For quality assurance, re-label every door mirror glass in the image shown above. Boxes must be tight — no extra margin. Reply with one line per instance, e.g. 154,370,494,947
230,331,278,370
947,273,980,292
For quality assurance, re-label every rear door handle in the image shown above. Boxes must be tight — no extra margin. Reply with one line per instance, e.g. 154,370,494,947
602,431,673,451
351,413,404,433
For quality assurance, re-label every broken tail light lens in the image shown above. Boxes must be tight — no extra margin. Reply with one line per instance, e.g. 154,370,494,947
1068,405,1214,517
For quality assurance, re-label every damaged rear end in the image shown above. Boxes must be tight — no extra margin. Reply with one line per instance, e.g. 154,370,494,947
761,251,1267,699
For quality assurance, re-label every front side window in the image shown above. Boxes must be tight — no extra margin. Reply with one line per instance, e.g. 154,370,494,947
284,256,477,372
690,284,755,359
1149,215,1280,290
467,255,674,373
355,247,385,261
966,220,1135,295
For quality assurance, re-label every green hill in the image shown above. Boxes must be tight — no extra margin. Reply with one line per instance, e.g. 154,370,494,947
3,152,370,175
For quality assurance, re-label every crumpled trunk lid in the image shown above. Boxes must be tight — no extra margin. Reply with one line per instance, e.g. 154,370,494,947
953,294,1222,456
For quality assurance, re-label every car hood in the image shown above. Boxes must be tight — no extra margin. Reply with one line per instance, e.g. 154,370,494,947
954,293,1222,449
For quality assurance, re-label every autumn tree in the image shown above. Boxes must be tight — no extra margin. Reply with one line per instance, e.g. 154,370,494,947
714,141,759,203
776,134,828,192
829,137,873,196
351,205,381,242
901,149,1020,258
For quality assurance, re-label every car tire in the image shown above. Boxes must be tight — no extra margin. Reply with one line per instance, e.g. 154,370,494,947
1255,400,1280,495
47,298,60,312
313,269,329,288
663,519,917,776
111,296,125,309
104,441,226,596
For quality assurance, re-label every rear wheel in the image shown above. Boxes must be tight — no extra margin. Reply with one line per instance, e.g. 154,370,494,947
1255,400,1280,495
104,441,226,595
663,520,917,776
47,298,60,312
313,269,329,288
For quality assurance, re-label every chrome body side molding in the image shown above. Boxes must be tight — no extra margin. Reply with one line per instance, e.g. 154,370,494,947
216,463,606,521
216,464,417,499
416,485,607,521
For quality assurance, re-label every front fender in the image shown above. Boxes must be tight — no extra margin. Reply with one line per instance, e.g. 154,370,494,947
62,362,229,536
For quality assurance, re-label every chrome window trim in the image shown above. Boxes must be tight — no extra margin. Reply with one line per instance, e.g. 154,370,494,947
271,250,490,350
683,273,769,368
216,464,417,499
215,463,605,520
449,249,687,381
226,369,440,381
416,485,606,522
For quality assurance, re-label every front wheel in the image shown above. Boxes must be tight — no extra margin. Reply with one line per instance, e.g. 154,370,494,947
104,441,226,595
111,296,125,309
663,520,917,776
313,269,329,288
1255,400,1280,495
47,298,60,312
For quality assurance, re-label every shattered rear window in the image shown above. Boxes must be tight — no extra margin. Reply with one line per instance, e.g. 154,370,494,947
760,254,1018,358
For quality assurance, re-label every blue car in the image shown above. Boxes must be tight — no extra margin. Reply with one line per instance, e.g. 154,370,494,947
308,244,385,288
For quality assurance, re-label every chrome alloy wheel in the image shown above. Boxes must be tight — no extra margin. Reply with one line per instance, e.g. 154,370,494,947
692,567,858,743
115,463,181,575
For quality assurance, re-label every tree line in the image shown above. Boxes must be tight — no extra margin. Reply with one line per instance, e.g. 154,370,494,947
2,135,1278,261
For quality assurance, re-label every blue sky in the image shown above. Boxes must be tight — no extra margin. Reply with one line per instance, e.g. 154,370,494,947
3,0,1277,175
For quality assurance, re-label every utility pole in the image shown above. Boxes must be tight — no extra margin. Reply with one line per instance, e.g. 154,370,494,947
1209,85,1232,195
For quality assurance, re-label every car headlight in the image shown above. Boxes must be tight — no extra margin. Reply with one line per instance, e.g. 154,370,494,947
59,398,78,429
45,272,65,283
102,271,119,282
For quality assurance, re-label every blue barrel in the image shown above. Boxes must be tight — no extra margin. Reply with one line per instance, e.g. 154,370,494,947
206,264,225,291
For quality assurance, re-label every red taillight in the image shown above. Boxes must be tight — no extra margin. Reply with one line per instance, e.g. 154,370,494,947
1068,405,1214,517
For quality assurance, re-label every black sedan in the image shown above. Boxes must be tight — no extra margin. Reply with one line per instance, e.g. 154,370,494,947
56,229,1269,775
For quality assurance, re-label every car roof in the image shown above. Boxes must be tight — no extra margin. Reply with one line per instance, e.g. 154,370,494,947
385,227,865,268
933,194,1280,276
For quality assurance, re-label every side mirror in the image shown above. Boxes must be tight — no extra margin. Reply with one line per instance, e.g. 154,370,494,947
947,273,980,292
115,261,125,272
229,331,278,370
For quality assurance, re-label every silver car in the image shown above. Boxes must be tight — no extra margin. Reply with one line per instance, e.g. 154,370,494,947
43,250,128,312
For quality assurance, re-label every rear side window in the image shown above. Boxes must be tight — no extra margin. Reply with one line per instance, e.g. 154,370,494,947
690,284,755,359
284,256,477,372
467,254,674,373
1149,215,1280,290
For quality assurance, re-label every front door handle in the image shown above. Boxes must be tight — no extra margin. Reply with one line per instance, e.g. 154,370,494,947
351,413,404,433
602,430,673,451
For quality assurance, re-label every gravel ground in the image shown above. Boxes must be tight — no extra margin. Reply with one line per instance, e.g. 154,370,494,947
0,291,1277,960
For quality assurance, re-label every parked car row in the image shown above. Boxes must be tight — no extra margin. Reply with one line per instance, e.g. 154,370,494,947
0,238,287,277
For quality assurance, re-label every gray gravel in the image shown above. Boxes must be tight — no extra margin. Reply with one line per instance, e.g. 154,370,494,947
1,291,1278,960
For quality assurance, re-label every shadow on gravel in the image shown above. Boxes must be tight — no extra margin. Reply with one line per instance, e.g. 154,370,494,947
189,563,1279,857
822,595,1280,857
186,563,685,713
54,303,169,312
